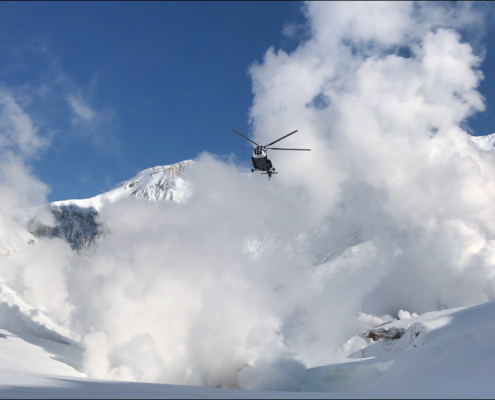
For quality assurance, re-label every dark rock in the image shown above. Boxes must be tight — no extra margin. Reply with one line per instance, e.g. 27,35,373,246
366,327,405,342
30,204,106,250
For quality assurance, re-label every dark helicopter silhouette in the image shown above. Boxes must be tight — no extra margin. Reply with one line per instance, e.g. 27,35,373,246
216,129,311,179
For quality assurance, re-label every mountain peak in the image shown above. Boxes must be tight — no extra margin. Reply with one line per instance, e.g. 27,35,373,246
109,159,194,203
469,133,495,152
52,160,194,212
35,160,194,249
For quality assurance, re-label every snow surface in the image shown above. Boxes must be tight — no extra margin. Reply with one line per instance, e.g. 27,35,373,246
2,301,495,398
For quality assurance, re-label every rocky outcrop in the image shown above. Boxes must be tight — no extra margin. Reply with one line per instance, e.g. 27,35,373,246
31,204,104,250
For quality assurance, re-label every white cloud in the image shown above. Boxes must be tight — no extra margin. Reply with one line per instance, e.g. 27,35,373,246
0,88,66,331
0,89,52,257
64,88,117,152
0,89,48,156
66,94,96,124
248,2,495,324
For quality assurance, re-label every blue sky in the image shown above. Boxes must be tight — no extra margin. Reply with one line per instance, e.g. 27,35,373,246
0,1,305,201
0,1,494,202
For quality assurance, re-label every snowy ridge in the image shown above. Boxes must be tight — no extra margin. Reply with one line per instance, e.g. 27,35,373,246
469,133,495,152
51,160,193,211
32,160,193,249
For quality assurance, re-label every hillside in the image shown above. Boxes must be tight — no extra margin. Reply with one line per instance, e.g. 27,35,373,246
1,301,495,397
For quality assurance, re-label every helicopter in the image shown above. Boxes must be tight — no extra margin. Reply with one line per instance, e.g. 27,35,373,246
216,129,311,179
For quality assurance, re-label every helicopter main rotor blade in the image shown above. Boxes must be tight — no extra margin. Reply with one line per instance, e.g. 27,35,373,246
213,148,254,150
265,130,298,147
268,148,311,151
231,129,259,147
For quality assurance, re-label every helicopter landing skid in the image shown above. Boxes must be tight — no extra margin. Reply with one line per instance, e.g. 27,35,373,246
261,171,278,180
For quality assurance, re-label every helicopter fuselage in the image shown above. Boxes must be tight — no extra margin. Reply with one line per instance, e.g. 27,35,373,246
251,146,275,177
252,146,270,169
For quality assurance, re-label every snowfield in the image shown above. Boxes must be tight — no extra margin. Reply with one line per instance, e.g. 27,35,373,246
1,301,495,398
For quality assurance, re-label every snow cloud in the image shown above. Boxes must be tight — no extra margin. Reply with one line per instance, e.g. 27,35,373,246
0,89,48,157
64,1,495,388
2,0,495,393
63,83,117,152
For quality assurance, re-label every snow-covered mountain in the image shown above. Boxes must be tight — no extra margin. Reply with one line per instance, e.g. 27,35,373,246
53,160,193,210
31,160,193,249
469,132,495,151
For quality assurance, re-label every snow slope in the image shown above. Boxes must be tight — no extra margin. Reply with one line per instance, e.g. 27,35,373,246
2,301,495,398
304,301,495,397
0,328,83,384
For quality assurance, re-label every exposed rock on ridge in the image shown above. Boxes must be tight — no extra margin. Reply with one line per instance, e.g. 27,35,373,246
31,160,193,250
31,205,102,250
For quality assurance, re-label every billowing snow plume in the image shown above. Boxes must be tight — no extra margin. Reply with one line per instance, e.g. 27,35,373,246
249,1,495,324
73,1,495,388
0,89,75,338
2,1,495,393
